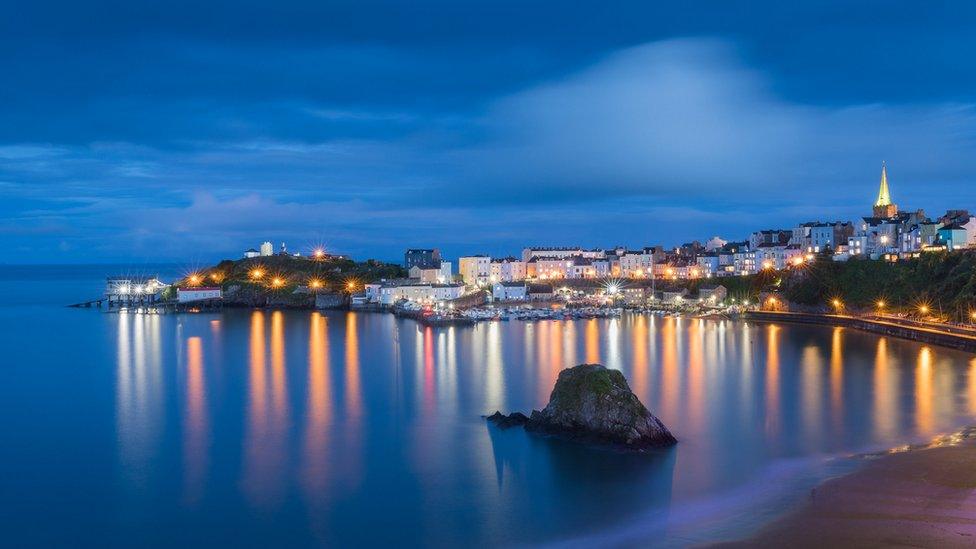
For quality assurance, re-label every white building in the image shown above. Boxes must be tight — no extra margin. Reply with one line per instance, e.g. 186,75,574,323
492,282,527,301
244,248,260,258
439,261,453,282
521,247,604,264
177,287,222,302
378,283,465,306
260,241,274,257
489,258,526,282
105,276,166,296
458,256,491,286
618,251,654,278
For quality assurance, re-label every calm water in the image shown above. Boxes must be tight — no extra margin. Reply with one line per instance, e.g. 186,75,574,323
3,266,976,547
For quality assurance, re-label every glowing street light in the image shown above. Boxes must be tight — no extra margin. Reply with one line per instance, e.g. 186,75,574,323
876,299,886,310
250,268,265,280
919,304,930,315
188,274,202,285
210,273,223,283
313,248,325,259
271,277,284,288
832,298,843,312
762,260,774,270
309,279,323,290
347,281,356,291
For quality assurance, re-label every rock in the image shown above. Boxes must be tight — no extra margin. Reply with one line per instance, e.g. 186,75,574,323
486,411,529,429
487,364,676,450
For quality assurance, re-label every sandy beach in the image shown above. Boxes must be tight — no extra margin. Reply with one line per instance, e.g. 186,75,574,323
715,432,976,548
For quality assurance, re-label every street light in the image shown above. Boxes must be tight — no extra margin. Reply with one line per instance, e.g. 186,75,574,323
918,304,930,315
876,299,885,311
250,268,264,280
832,298,843,312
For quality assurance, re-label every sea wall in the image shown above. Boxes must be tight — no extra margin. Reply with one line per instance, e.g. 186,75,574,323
744,311,976,352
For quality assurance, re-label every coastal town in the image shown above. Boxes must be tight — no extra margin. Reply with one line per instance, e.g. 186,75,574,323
336,164,976,313
89,165,976,330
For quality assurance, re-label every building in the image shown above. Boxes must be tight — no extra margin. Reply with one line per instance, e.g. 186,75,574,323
873,163,898,218
105,276,166,297
661,289,688,304
490,257,526,282
699,285,727,303
408,265,445,283
527,283,554,301
492,282,527,301
404,249,441,270
243,248,260,259
458,255,491,285
521,247,604,264
177,287,222,303
749,229,791,250
260,241,274,257
378,282,464,306
618,250,655,278
938,224,968,250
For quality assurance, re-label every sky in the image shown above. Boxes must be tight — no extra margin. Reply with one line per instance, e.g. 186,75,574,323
4,1,976,264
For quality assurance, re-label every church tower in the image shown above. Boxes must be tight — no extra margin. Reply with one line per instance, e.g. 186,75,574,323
872,162,898,218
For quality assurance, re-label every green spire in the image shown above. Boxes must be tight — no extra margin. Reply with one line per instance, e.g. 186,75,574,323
875,162,892,207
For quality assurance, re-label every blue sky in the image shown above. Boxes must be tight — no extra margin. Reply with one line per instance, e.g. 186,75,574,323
4,1,976,263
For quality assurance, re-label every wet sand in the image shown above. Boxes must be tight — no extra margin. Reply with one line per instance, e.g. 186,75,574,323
714,437,976,548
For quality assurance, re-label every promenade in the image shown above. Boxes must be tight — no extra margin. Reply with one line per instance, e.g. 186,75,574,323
744,311,976,353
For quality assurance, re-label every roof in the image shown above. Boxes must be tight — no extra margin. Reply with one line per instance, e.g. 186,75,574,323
527,283,553,293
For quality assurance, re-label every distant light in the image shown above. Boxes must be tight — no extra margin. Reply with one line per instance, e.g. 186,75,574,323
310,279,322,289
189,274,201,285
271,277,284,287
313,248,325,259
876,300,885,309
919,305,930,315
250,268,264,280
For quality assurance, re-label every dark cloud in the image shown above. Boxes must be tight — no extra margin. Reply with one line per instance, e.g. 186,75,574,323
3,3,976,262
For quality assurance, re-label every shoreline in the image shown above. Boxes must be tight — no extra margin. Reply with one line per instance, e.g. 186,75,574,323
744,310,976,353
711,428,976,547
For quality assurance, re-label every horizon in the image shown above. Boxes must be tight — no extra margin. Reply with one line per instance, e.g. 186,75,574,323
5,1,976,262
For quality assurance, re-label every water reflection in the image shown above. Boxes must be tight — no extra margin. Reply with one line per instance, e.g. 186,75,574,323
764,324,781,437
242,310,288,507
183,336,208,505
916,346,934,434
100,310,976,546
303,312,331,495
344,312,362,419
115,312,163,487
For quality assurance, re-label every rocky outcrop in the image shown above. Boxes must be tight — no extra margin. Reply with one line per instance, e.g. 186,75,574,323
487,364,676,450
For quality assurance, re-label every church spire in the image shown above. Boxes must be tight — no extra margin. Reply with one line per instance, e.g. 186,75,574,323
875,161,892,207
872,161,898,218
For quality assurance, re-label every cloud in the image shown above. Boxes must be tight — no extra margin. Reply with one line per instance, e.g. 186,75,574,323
5,37,976,261
448,38,976,207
